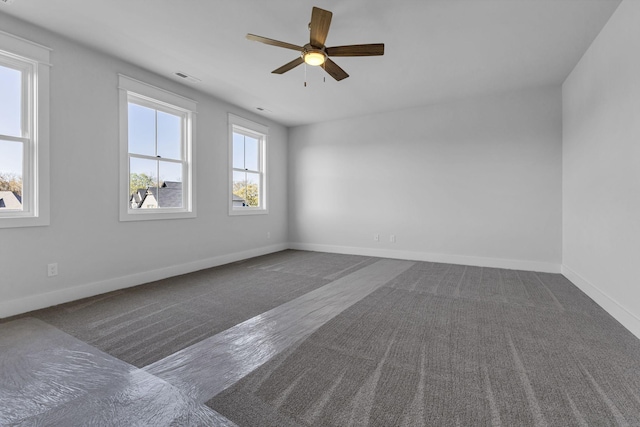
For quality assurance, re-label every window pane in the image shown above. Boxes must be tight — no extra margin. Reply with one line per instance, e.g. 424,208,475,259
128,103,156,156
232,170,247,206
158,161,182,208
129,157,158,209
0,139,23,210
232,133,245,169
244,171,260,207
157,110,181,160
0,65,22,138
244,136,259,172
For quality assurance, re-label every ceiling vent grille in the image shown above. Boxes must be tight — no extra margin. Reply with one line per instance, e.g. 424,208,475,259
175,72,201,83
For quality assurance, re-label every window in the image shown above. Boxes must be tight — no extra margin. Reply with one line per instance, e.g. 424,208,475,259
229,114,268,215
0,31,51,228
119,75,196,221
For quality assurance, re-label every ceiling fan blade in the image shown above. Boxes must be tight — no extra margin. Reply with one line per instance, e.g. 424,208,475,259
272,57,305,74
246,34,303,51
323,58,349,81
310,7,332,48
326,43,385,57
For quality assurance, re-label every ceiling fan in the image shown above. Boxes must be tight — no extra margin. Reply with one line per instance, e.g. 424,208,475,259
246,6,384,81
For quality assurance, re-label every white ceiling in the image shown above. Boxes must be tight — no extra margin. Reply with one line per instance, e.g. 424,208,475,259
0,0,621,127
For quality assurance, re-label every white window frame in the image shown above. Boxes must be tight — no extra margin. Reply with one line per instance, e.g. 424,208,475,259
0,31,51,229
118,75,196,221
228,113,268,216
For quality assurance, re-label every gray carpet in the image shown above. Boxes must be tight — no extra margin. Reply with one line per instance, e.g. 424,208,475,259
12,250,378,367
207,262,640,426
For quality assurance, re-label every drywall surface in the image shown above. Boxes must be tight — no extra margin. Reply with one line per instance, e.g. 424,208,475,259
562,0,640,338
0,15,288,317
289,86,562,272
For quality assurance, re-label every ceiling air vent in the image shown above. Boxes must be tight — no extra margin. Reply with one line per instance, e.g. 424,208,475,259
175,72,201,83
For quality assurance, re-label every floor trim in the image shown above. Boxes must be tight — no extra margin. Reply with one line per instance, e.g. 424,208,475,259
0,243,288,319
290,242,561,274
562,264,640,340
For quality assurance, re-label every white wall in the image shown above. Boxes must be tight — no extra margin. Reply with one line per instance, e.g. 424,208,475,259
562,0,640,338
0,15,288,317
289,86,562,272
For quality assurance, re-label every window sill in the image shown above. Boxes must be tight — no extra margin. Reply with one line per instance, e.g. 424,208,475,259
120,210,196,222
229,208,268,216
0,215,50,229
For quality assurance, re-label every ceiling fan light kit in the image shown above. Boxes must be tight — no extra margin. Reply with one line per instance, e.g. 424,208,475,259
303,48,326,66
246,6,384,81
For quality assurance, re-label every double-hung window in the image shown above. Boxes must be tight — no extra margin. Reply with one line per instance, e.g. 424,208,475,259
0,31,50,228
118,75,196,221
229,114,268,215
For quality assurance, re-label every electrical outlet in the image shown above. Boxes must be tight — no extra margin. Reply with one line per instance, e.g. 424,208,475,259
47,263,58,277
374,233,380,242
390,234,396,243
267,231,271,239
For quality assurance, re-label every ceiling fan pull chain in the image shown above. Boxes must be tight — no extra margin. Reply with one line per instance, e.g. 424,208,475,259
304,63,307,87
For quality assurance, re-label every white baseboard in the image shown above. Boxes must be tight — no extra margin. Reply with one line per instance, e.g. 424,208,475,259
562,264,640,340
0,241,566,319
0,243,288,319
289,242,561,273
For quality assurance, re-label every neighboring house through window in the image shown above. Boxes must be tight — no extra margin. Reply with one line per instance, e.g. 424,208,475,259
118,75,196,221
229,113,268,215
0,31,51,228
